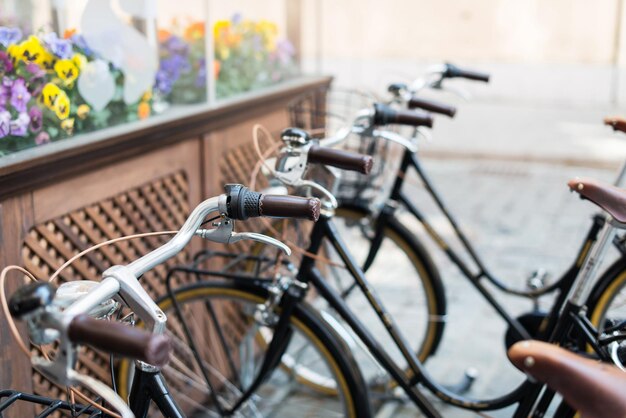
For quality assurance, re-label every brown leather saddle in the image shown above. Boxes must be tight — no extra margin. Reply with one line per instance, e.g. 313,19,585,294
605,116,626,135
568,177,626,223
508,340,626,418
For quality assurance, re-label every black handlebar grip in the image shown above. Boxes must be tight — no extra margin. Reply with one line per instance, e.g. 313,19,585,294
259,195,321,221
225,184,262,220
225,184,320,221
373,103,434,128
307,145,373,175
9,282,56,319
444,63,490,83
68,314,171,367
407,96,457,118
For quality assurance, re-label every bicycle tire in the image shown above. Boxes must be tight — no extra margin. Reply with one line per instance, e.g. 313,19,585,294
116,279,372,418
584,256,626,362
250,203,446,364
333,203,447,364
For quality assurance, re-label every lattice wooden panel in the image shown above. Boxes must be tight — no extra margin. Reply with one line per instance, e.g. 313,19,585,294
22,171,191,407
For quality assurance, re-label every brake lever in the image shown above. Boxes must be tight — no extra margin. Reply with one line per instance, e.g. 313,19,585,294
372,129,419,153
299,179,338,208
196,219,291,255
415,126,433,143
230,232,291,256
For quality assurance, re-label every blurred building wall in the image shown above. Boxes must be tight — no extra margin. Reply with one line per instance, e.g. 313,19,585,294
300,0,626,107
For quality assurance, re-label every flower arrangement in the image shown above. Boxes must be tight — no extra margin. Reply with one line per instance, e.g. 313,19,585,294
0,14,297,157
155,21,207,104
214,14,297,99
0,27,154,156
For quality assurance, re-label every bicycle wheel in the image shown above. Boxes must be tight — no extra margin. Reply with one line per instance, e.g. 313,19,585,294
249,203,446,387
331,203,446,365
116,279,371,418
585,257,626,367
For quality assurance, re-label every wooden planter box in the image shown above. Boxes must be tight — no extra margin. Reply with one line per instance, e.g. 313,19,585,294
0,76,331,402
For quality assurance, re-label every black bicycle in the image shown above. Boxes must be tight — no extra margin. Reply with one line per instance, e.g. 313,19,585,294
161,122,626,417
4,186,357,418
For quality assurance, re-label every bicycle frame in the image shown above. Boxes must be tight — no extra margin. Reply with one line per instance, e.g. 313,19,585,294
127,366,184,418
164,209,618,416
300,212,619,416
360,147,626,341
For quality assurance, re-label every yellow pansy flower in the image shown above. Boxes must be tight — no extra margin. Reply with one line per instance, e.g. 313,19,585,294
53,90,70,120
213,20,231,38
77,104,90,119
72,53,87,70
19,36,46,64
60,118,74,135
141,90,152,101
54,59,79,85
7,44,22,66
38,50,56,71
41,83,61,109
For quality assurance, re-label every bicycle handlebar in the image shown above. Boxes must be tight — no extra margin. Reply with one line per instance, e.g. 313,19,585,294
308,145,373,175
407,96,457,118
68,314,171,367
443,63,490,83
225,184,321,221
373,103,434,128
605,116,626,134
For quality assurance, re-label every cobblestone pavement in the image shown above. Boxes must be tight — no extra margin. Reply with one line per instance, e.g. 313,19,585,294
354,156,619,417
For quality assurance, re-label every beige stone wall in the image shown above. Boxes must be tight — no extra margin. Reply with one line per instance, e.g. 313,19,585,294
302,0,621,65
300,0,626,106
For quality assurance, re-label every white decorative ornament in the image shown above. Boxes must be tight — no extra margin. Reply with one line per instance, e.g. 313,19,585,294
80,0,158,105
77,60,116,111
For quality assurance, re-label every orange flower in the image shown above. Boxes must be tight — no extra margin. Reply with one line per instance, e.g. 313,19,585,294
184,22,205,41
63,28,77,39
214,60,221,78
158,29,172,43
138,102,150,120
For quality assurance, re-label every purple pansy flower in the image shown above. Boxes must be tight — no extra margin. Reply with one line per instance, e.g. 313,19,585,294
0,51,13,74
9,112,29,137
28,106,42,133
0,85,9,110
155,69,174,95
0,77,12,109
0,27,22,48
42,32,73,59
165,36,189,55
26,62,45,77
10,78,31,113
70,34,94,57
35,131,50,145
0,111,10,138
